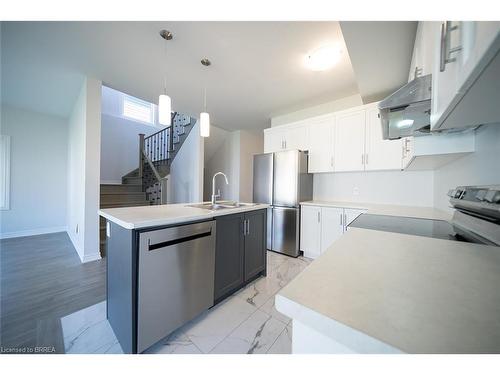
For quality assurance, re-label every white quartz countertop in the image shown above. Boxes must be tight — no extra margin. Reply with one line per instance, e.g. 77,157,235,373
301,200,451,221
276,227,500,353
99,203,269,229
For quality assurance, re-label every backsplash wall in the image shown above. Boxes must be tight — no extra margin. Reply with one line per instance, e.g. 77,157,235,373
313,170,435,207
433,123,500,213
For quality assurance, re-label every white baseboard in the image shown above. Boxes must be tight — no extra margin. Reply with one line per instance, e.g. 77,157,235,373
66,230,102,263
100,180,122,185
82,252,102,263
0,226,67,239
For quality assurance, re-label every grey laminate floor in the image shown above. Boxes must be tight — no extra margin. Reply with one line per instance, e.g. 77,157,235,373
0,232,106,353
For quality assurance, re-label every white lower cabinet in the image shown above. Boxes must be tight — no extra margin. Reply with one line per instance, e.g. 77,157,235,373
301,205,366,259
300,206,322,259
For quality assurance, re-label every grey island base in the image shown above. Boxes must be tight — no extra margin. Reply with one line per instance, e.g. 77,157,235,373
101,203,268,354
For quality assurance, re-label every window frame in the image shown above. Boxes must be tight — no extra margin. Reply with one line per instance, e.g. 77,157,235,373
121,95,155,125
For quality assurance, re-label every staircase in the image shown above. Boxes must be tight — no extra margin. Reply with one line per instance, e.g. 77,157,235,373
99,112,197,256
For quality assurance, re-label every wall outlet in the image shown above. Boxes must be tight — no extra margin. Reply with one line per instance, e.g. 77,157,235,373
353,187,360,196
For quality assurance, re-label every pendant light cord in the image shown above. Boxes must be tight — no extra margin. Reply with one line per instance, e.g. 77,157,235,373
163,38,167,95
203,86,207,111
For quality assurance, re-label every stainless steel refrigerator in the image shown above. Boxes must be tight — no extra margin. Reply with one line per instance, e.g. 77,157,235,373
253,150,313,257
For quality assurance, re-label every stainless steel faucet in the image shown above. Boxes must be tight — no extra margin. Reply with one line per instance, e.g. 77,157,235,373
211,172,229,205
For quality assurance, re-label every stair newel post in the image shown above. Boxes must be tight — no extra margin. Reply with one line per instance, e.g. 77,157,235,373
138,133,145,179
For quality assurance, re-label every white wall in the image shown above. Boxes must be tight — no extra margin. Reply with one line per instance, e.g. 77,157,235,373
0,105,68,238
313,170,435,207
271,94,363,127
239,130,264,202
203,128,238,202
169,121,204,204
67,77,102,263
100,114,157,184
434,124,500,212
203,127,263,202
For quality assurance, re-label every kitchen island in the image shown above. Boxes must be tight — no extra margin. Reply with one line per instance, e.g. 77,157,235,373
275,226,500,353
99,202,268,354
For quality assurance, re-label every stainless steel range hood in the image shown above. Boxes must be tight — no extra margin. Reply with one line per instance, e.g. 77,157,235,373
379,74,432,140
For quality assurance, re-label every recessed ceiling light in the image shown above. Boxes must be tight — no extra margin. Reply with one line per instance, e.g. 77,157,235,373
305,44,342,71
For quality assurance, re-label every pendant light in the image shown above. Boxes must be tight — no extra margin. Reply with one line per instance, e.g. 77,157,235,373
158,30,173,126
200,58,211,137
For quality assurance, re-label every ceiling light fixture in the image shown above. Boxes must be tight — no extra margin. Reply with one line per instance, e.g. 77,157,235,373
200,58,211,138
158,30,173,126
305,44,342,71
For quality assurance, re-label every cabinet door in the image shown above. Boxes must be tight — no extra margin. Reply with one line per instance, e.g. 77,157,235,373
320,207,344,253
264,129,284,153
458,22,500,90
409,22,440,81
244,210,266,282
365,106,402,171
300,206,321,259
430,21,462,130
284,124,309,151
334,109,366,172
308,116,335,173
214,213,245,301
343,208,367,232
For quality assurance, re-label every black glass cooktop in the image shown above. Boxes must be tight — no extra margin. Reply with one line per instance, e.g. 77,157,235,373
349,214,465,242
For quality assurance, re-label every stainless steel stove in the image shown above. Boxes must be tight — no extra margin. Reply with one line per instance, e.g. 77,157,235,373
349,185,500,247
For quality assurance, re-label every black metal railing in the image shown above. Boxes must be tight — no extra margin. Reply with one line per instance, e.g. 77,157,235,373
137,112,194,205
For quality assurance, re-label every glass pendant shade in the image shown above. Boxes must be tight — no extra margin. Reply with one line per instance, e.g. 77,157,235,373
200,112,210,137
158,94,171,126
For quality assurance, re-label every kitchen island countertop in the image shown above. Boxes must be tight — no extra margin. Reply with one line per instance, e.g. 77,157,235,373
99,202,269,229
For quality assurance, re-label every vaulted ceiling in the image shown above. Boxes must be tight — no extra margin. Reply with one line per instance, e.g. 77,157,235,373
1,21,416,130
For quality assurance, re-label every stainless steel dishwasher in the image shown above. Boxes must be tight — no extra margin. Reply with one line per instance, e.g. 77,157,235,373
137,220,216,353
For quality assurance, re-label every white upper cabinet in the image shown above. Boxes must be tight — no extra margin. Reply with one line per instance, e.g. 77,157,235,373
263,123,309,153
264,128,284,153
284,124,309,151
307,115,335,173
431,21,500,130
364,104,403,171
334,109,366,172
409,22,441,82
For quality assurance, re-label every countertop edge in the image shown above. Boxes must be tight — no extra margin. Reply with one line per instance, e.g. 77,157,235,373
99,204,269,230
274,294,403,354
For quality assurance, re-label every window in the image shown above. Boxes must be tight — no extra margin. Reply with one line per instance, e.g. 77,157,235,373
122,95,155,124
0,135,10,210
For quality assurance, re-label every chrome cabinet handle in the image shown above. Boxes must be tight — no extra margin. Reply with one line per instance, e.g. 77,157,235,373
440,21,462,72
361,154,364,165
365,153,368,165
246,219,250,235
317,211,320,223
339,213,343,226
414,66,423,79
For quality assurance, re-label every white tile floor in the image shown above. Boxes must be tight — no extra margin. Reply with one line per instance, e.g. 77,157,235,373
60,251,312,354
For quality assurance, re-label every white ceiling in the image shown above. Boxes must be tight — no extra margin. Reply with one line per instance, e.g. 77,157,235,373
1,21,361,130
340,21,417,103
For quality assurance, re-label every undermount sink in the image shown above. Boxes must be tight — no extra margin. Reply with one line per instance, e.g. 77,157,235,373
187,201,258,211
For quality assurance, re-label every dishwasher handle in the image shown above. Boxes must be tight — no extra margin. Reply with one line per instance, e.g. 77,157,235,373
148,229,212,251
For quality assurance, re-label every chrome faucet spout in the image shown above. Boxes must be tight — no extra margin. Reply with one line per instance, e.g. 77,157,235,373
211,172,229,205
